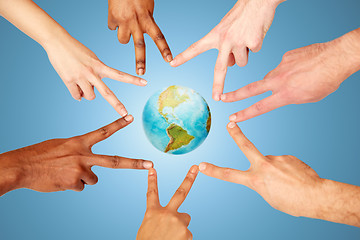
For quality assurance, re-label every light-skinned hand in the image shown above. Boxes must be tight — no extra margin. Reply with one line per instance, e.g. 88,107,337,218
199,122,360,227
170,0,285,101
0,116,153,196
136,166,199,240
45,36,147,116
108,0,172,75
0,0,147,117
222,28,360,122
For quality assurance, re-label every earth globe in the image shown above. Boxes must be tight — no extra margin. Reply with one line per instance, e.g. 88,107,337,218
143,85,211,155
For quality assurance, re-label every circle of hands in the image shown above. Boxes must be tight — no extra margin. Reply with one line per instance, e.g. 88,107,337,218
1,0,360,239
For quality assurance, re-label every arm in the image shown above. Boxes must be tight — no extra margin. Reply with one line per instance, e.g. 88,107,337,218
137,166,198,240
223,27,360,122
0,0,147,116
0,116,153,196
170,0,286,101
199,123,360,227
108,0,172,75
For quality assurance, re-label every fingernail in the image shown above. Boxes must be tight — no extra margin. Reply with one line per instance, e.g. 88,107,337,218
221,94,226,101
124,114,133,122
120,109,128,117
138,69,144,76
190,165,198,174
166,55,173,62
149,168,156,175
228,122,236,128
143,161,153,169
229,114,236,122
170,59,176,66
199,163,206,172
140,79,147,86
213,93,220,101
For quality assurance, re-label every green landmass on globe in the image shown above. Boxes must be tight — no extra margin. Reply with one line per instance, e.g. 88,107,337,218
165,123,195,153
143,85,211,154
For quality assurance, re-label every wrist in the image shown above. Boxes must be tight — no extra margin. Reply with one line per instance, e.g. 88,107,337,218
40,27,72,52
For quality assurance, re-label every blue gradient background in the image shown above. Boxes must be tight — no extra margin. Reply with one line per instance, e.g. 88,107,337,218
0,0,360,239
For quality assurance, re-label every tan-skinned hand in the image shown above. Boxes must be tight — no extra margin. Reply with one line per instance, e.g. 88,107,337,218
170,0,285,101
108,0,172,75
136,166,199,240
222,28,360,122
199,123,360,227
0,116,153,196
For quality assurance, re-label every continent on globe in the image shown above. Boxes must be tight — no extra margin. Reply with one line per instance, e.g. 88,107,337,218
165,123,195,153
143,85,211,155
158,85,190,121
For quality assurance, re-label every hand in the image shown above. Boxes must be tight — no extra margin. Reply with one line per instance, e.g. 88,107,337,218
108,0,172,75
199,123,360,227
222,29,360,122
137,166,199,240
0,116,153,196
45,36,147,117
199,122,324,218
170,0,285,101
0,0,147,116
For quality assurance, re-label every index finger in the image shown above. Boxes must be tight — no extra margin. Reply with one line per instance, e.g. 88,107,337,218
79,116,133,147
229,94,284,122
213,47,231,101
147,168,160,209
147,20,172,62
226,122,264,165
166,165,199,211
86,154,153,170
92,78,127,117
170,35,213,67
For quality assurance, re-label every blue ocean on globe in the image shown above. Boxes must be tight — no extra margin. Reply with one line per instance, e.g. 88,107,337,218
142,85,211,155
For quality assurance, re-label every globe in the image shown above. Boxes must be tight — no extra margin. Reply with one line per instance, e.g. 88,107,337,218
143,85,211,155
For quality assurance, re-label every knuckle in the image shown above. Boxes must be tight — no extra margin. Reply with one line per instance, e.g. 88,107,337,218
136,60,145,65
222,168,232,179
92,174,99,185
146,189,158,197
111,156,121,168
175,188,187,197
162,47,171,57
184,175,194,183
236,58,248,67
132,159,141,169
98,127,110,137
135,39,145,48
214,63,227,72
248,38,262,52
155,32,165,41
254,102,265,112
86,94,96,101
103,87,114,97
114,102,124,109
246,82,258,93
118,36,130,44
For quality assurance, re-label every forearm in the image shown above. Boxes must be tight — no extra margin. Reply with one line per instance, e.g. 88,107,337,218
0,0,71,49
310,179,360,227
0,154,22,197
333,27,360,76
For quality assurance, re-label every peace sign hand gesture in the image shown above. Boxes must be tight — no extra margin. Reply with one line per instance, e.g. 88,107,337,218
137,166,199,240
0,116,153,196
